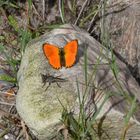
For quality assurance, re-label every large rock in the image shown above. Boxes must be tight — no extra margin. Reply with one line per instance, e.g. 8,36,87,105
106,0,140,81
16,24,140,139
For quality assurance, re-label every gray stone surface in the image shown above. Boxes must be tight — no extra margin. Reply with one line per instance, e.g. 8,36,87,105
16,24,140,139
106,0,140,80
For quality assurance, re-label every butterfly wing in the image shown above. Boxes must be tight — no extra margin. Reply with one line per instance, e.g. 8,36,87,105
64,40,78,68
43,43,61,69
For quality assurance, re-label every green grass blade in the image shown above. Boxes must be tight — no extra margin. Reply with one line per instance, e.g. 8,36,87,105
110,49,119,78
72,0,77,16
27,0,32,10
124,96,137,125
45,24,62,29
85,92,112,135
8,15,18,32
59,0,65,23
0,74,17,83
62,0,65,22
92,93,112,122
9,2,19,8
19,29,32,55
0,44,19,74
84,47,88,86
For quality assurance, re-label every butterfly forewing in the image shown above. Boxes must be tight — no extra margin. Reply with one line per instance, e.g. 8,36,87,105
43,43,61,69
64,40,78,68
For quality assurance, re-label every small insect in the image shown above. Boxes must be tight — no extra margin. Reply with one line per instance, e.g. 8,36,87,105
41,74,67,90
42,40,78,69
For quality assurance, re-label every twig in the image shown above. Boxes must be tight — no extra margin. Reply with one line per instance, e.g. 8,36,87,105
42,0,45,20
74,0,90,25
0,7,8,20
32,3,43,21
87,1,102,32
58,0,65,23
0,101,15,106
21,121,29,140
0,128,10,138
0,108,11,117
87,10,99,32
16,130,24,140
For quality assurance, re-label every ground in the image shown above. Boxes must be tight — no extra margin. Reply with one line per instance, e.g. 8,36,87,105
0,0,139,140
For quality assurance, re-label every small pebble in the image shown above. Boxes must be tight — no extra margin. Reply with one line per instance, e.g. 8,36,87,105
4,135,9,139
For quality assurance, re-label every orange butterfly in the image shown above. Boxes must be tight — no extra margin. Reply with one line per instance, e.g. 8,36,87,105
43,40,78,69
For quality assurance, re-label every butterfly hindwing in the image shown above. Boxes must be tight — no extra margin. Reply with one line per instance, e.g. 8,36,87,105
43,43,61,69
64,40,78,68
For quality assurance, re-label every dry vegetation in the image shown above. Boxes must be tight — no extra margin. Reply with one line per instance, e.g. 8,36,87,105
0,0,139,139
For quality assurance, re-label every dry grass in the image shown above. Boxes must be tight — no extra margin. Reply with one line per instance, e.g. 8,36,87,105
0,0,139,139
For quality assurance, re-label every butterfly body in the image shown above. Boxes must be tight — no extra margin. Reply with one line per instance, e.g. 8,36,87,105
59,48,65,67
43,40,78,69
